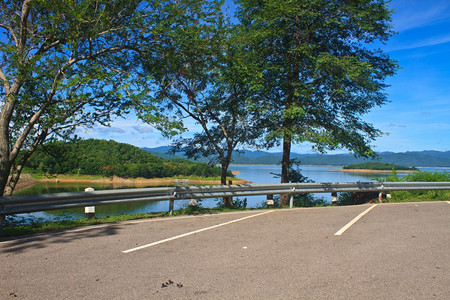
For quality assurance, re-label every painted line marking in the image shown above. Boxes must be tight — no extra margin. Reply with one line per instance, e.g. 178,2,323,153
122,210,275,253
447,201,450,205
335,204,378,236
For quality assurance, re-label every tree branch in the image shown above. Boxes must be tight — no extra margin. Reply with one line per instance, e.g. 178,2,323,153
0,67,10,94
0,23,18,46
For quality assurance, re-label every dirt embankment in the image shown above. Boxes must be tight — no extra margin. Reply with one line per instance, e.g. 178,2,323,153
14,174,252,192
14,173,40,191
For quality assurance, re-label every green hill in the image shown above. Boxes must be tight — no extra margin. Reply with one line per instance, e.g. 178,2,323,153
343,162,418,171
25,139,226,179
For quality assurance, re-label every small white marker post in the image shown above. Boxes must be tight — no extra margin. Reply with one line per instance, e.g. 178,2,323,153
84,187,95,218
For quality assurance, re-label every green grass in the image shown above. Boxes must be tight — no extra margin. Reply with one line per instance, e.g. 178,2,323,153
1,206,260,238
1,213,162,237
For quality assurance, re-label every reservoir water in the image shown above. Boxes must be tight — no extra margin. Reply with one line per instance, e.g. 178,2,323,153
14,165,445,221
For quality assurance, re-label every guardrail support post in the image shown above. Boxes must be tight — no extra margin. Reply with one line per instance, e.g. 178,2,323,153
84,187,95,218
0,214,5,236
266,194,274,207
289,194,294,208
169,199,174,216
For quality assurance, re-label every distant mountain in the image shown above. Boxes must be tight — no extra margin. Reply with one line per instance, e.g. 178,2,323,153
143,147,450,168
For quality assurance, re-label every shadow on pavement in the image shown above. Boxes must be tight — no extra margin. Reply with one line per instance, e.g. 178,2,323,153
0,222,128,254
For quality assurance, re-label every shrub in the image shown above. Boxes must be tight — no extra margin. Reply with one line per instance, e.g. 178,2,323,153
378,171,450,202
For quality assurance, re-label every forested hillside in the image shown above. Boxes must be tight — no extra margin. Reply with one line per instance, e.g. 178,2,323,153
25,139,226,179
343,162,418,171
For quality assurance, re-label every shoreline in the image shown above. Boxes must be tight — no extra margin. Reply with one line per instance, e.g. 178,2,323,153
15,174,252,192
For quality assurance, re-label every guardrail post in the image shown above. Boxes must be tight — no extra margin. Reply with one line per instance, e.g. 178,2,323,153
267,194,274,207
169,199,174,216
289,194,294,208
0,214,5,236
84,187,95,218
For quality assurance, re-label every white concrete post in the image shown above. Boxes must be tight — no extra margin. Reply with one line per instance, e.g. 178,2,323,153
84,187,95,218
331,192,338,204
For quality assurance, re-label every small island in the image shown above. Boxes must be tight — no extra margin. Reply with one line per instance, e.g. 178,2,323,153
341,162,418,173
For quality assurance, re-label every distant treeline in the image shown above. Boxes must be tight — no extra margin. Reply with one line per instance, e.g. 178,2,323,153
343,162,418,171
145,146,450,167
24,139,229,179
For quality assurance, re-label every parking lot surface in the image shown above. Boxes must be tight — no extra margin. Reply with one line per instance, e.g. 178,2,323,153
1,201,449,299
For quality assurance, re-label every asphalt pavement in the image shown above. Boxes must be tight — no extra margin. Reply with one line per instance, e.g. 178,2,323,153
0,201,449,299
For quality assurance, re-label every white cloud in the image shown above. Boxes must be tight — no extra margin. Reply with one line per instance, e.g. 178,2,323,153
387,34,450,52
390,0,450,32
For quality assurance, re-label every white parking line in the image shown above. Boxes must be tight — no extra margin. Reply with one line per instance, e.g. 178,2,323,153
335,204,378,236
122,210,275,253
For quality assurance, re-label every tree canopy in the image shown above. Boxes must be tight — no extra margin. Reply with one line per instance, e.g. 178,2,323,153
235,0,398,205
0,0,150,196
0,0,224,197
135,0,266,206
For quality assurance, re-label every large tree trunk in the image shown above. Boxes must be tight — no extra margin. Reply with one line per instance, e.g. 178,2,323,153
0,88,21,196
0,104,11,235
279,133,291,206
0,110,12,197
221,160,233,208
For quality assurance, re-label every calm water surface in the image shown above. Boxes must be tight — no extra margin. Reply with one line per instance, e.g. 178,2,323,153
15,165,442,221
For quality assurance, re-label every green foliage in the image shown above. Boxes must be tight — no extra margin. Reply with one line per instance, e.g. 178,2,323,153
343,162,418,171
216,197,248,209
270,159,327,207
24,139,226,179
135,0,266,195
236,0,398,153
0,0,154,196
380,170,450,183
378,171,450,202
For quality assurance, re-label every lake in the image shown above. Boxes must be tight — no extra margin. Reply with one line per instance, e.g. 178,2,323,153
13,165,445,221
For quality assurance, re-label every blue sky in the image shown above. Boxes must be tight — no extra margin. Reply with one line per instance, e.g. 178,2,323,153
78,0,450,154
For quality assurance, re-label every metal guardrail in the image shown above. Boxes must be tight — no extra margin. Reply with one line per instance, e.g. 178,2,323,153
1,182,449,215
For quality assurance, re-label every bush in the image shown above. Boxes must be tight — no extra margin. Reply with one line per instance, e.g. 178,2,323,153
216,197,247,209
378,171,450,202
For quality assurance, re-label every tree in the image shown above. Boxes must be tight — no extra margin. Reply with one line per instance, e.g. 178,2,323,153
0,0,150,198
136,0,265,207
236,0,398,206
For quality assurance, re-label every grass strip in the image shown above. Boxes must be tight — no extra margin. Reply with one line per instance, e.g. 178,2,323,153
1,207,262,238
